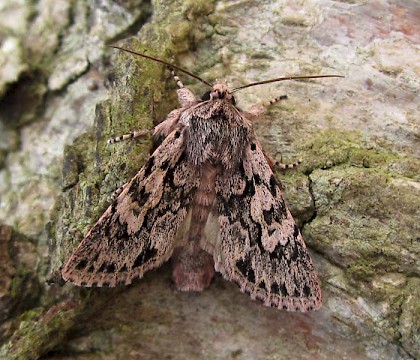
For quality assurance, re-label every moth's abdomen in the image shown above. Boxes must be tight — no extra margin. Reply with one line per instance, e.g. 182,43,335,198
191,162,218,226
171,161,218,291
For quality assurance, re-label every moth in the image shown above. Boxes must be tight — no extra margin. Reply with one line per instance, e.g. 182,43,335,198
62,46,342,311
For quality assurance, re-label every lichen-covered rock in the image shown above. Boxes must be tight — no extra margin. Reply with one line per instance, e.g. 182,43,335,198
0,38,28,97
0,302,80,360
306,167,418,277
302,137,419,357
399,278,420,357
0,225,41,343
0,0,418,359
304,168,420,352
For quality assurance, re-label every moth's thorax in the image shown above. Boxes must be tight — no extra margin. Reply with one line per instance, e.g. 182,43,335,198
181,83,252,168
184,102,251,169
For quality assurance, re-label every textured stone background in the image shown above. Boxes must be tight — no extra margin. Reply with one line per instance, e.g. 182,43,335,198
0,0,418,359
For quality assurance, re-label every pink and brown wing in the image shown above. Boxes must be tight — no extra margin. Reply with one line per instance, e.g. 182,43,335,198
212,139,321,311
62,128,199,287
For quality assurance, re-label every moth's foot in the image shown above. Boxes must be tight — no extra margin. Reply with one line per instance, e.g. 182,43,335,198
266,94,288,106
275,158,302,170
171,69,184,89
107,129,151,144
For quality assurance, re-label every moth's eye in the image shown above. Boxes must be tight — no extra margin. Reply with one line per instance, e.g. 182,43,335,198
201,90,211,101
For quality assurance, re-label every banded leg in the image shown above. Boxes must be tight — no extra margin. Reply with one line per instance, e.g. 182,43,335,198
171,69,184,89
250,95,300,169
274,152,302,170
107,129,151,144
275,158,302,169
267,94,288,106
264,150,302,170
247,95,288,119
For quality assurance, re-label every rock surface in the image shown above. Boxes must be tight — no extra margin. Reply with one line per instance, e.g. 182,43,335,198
0,0,418,359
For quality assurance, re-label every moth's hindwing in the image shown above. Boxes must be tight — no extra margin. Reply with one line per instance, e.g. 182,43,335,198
62,128,199,287
213,140,321,311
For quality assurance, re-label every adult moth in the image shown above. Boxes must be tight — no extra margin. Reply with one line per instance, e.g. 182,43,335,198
62,46,342,311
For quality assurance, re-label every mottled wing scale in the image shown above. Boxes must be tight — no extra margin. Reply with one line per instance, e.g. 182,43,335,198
62,127,199,287
212,140,321,311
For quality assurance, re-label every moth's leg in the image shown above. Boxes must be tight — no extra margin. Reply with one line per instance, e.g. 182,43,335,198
171,69,185,89
107,129,151,144
247,95,288,120
266,94,288,107
171,69,197,107
264,149,302,170
275,157,302,170
250,95,299,169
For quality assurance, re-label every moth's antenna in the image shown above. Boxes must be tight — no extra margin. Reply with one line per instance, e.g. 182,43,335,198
110,45,212,88
232,75,344,92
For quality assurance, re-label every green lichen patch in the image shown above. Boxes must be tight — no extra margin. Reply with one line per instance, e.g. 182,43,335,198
8,265,41,307
296,130,419,354
272,129,419,232
276,171,314,227
387,156,420,182
305,167,419,280
297,129,399,173
399,278,420,358
366,273,408,340
304,164,419,349
0,302,79,360
0,225,41,330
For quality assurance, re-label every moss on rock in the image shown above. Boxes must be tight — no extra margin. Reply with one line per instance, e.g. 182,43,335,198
0,225,41,334
298,129,399,172
276,171,315,227
399,278,420,358
0,302,80,360
297,129,419,356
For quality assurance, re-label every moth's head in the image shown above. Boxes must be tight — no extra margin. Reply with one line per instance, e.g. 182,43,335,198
201,82,236,105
